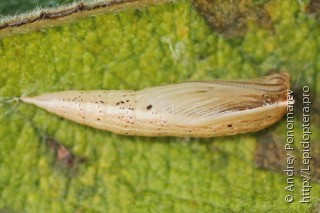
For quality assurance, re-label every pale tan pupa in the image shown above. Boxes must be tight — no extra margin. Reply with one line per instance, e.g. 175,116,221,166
21,72,290,137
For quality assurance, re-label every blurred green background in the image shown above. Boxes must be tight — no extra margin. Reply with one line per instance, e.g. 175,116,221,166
0,0,319,212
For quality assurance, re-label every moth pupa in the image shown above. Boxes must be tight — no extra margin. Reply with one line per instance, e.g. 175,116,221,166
21,72,290,137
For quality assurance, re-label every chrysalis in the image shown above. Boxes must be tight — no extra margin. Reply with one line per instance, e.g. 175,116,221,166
21,72,290,137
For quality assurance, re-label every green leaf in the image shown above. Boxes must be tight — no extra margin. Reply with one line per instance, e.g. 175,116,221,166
0,0,319,212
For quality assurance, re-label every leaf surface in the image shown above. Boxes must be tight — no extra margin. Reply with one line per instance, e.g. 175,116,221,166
0,0,319,212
